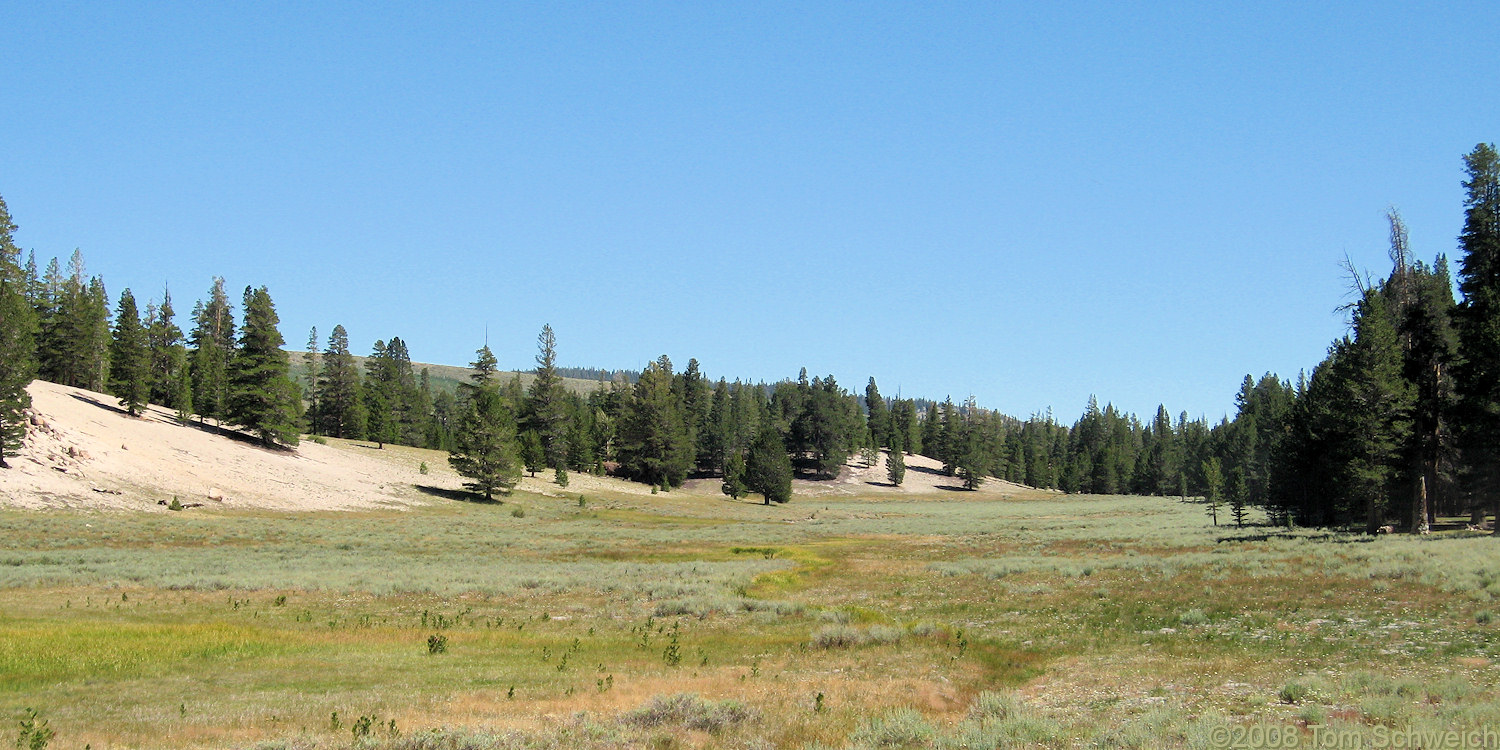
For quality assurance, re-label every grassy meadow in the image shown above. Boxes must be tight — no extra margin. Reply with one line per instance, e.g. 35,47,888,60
2,445,1498,748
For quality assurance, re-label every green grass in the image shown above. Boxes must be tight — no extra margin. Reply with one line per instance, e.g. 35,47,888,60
2,491,1497,748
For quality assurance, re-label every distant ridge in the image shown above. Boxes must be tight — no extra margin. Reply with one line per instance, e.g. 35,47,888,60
286,352,631,396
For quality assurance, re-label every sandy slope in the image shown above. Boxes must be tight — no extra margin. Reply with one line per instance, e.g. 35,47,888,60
0,380,443,511
0,380,1050,512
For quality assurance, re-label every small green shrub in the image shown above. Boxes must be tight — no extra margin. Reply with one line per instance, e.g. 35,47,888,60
273,594,287,607
811,624,903,649
1178,608,1208,626
427,633,448,654
1477,610,1493,625
168,498,183,511
418,461,429,475
555,467,569,487
623,693,755,733
310,435,327,445
1278,681,1311,704
850,707,935,748
511,507,525,518
1298,704,1326,725
16,708,54,750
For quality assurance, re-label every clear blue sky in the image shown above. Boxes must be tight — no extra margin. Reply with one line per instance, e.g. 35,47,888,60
2,3,1494,422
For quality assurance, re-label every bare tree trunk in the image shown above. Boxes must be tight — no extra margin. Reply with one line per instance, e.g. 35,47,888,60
1411,467,1429,534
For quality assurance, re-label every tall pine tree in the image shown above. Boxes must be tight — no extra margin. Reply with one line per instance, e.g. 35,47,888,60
226,286,301,447
108,289,148,416
0,195,36,468
1454,143,1500,533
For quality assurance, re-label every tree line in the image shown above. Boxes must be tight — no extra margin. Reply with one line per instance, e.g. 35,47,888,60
0,143,1496,533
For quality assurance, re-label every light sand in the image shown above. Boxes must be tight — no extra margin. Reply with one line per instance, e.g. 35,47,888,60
0,380,444,511
0,380,1049,512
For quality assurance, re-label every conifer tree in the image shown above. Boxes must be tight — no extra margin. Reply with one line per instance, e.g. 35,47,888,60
865,377,889,449
449,345,522,500
887,434,906,487
316,325,364,438
190,278,235,426
519,429,544,477
43,251,110,391
108,289,149,416
364,339,396,448
744,424,792,505
171,351,193,424
226,286,301,448
0,195,36,468
302,327,320,433
1203,457,1223,526
1454,143,1500,532
528,324,568,469
721,450,747,499
1229,468,1249,528
145,287,184,406
617,355,692,488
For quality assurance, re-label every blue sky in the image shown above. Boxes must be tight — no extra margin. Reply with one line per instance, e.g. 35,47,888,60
2,3,1494,422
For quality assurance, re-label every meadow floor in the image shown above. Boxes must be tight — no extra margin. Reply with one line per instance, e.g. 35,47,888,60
2,447,1498,748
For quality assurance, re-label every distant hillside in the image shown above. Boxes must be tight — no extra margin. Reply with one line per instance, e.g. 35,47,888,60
286,353,626,396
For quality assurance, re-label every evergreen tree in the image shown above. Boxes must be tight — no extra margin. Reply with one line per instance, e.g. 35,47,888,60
316,325,364,438
519,429,544,477
528,324,568,469
1346,289,1416,533
617,355,692,488
700,379,731,475
226,286,301,448
449,346,522,500
1453,143,1500,532
679,358,712,473
744,424,793,505
721,450,748,499
0,195,36,468
44,251,110,391
108,289,149,416
302,326,320,433
887,434,906,487
171,350,193,424
145,287,184,406
1203,457,1223,526
190,278,235,426
1229,467,1249,528
865,377,889,448
364,339,396,448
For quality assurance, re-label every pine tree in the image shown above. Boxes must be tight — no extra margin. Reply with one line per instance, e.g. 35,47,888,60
1347,289,1416,533
1203,457,1223,526
449,345,522,500
617,355,692,488
744,424,792,505
145,286,184,406
1229,467,1249,528
316,325,364,438
0,195,36,468
190,278,235,426
865,377,889,449
519,429,544,477
364,339,396,448
528,324,568,469
108,289,149,416
226,286,301,448
302,327,320,433
721,450,748,499
45,251,110,391
1454,143,1500,533
887,434,906,487
171,350,193,424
